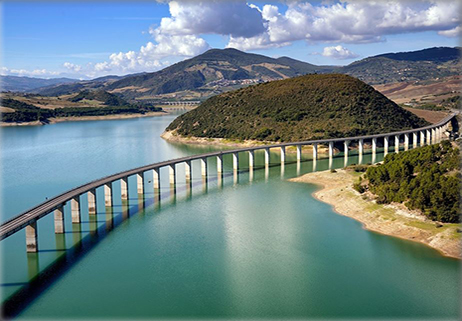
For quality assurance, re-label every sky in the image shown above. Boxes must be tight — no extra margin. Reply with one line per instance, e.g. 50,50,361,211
1,0,460,80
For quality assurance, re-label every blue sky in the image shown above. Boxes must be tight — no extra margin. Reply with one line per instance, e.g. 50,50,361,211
1,1,460,79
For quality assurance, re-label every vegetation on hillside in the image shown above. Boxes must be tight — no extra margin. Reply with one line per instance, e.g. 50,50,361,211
166,74,428,142
69,89,128,106
1,98,162,123
362,141,460,223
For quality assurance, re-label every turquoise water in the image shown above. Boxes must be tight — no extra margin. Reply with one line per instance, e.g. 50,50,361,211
1,115,460,319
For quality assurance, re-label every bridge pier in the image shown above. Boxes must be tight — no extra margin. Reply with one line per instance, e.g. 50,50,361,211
88,188,97,214
54,206,65,234
26,221,38,253
136,173,144,195
169,164,176,186
358,139,364,164
233,152,239,171
344,140,349,166
404,133,409,151
249,150,254,169
216,155,223,177
153,168,160,190
71,196,81,224
264,148,270,166
280,146,285,164
313,143,318,160
296,145,302,161
201,158,207,178
185,160,192,181
431,128,436,144
372,138,377,164
384,136,389,156
394,135,400,153
413,132,418,149
120,177,128,201
426,130,431,145
104,183,112,207
420,131,425,147
328,142,334,168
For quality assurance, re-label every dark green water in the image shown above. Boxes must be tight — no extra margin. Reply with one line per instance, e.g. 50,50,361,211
1,115,460,319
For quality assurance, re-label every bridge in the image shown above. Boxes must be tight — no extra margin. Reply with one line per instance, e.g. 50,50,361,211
0,113,456,252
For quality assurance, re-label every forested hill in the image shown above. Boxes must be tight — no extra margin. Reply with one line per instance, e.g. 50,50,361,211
364,141,460,223
165,74,428,142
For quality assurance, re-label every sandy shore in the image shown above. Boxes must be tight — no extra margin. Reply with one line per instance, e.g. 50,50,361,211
161,130,332,153
290,169,461,259
0,111,169,127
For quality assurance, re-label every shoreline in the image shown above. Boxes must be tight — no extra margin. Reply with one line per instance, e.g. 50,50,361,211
0,111,170,127
289,169,461,259
161,130,332,153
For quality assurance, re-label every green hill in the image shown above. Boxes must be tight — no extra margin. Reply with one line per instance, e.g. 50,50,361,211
165,74,428,142
69,89,128,106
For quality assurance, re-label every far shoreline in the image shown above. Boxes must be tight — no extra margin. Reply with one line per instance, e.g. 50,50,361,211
0,110,171,127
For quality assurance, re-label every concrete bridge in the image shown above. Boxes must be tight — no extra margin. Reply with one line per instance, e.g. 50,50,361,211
0,113,456,252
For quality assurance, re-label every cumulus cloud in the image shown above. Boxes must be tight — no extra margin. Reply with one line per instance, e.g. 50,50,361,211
159,1,266,38
322,45,359,59
63,62,82,72
438,25,461,37
228,1,461,50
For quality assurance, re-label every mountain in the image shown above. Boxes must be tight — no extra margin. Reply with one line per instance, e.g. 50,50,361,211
1,75,79,92
339,47,461,84
36,48,337,99
165,74,428,142
33,46,460,100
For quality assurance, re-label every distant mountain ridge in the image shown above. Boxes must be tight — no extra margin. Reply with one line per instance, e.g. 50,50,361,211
339,46,461,84
4,46,460,100
0,75,79,92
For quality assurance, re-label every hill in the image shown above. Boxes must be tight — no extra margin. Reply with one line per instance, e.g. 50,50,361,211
339,47,461,84
1,75,78,92
69,89,128,106
164,74,428,142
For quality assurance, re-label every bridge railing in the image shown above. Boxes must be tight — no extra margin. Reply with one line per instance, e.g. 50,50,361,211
0,112,457,252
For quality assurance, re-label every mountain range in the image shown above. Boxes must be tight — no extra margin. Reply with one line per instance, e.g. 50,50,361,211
1,46,460,102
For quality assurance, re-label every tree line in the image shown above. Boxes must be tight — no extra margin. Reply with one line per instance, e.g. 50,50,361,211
1,98,162,123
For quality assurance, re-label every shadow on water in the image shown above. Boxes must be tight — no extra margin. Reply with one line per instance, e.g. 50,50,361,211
1,151,376,319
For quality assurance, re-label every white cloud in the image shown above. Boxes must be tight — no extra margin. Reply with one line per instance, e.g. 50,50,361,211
1,67,60,78
438,25,461,37
63,62,82,72
322,45,359,59
159,0,266,38
227,1,461,50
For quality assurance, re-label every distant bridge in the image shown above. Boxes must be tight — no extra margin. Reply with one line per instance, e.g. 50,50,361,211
0,113,457,252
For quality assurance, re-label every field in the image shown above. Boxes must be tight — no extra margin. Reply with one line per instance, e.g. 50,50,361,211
374,75,460,106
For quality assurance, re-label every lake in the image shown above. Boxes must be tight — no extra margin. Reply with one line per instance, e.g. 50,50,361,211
1,114,460,319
